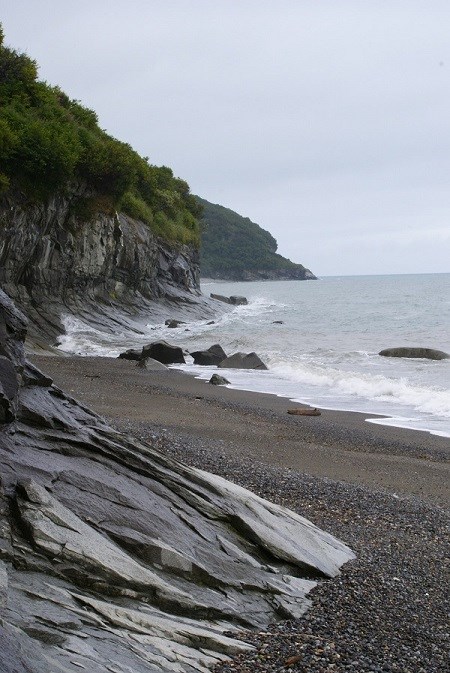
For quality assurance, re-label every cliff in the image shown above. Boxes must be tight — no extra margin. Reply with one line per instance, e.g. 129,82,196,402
198,197,317,281
0,27,211,348
0,186,214,348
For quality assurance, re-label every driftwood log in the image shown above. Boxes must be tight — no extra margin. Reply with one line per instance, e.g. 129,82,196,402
287,407,322,416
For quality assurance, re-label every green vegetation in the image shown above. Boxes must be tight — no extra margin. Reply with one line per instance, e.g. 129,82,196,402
197,197,314,280
0,26,201,245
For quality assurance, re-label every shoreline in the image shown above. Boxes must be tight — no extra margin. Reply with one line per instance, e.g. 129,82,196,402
31,355,449,507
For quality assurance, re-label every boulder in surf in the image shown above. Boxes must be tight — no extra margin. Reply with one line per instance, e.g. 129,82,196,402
379,347,449,360
218,352,268,370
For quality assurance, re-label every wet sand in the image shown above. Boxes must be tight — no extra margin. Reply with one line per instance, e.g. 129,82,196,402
31,355,450,507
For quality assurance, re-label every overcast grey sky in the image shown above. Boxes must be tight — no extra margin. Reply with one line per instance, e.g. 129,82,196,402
2,1,450,276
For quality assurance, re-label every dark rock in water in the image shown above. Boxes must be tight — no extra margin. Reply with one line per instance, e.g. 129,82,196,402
209,374,230,386
0,289,354,672
165,319,186,328
379,347,449,360
210,293,248,306
142,340,185,364
136,357,168,371
191,344,227,366
218,352,268,370
273,320,284,324
229,295,248,305
118,348,142,361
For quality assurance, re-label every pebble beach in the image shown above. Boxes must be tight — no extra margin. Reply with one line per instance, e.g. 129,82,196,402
31,355,450,673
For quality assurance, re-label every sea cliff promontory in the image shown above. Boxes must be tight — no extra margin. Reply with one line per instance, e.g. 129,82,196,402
198,196,316,281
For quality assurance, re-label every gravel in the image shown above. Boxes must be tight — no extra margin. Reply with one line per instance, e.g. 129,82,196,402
112,420,449,673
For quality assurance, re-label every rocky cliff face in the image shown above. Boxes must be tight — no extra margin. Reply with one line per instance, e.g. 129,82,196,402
0,290,354,672
0,187,210,346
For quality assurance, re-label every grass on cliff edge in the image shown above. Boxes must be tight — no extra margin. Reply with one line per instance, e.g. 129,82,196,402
0,25,201,246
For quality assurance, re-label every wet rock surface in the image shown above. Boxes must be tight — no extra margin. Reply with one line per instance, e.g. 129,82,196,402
0,289,354,672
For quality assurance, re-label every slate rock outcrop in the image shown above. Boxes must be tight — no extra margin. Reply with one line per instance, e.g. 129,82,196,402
0,289,354,673
0,186,217,347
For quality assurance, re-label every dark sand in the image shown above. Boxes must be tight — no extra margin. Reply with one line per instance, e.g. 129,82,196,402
31,355,449,507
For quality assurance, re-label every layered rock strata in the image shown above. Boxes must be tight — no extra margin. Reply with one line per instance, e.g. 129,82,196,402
0,289,354,673
0,188,215,347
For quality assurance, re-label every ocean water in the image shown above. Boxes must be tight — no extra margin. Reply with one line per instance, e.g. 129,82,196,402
58,273,450,438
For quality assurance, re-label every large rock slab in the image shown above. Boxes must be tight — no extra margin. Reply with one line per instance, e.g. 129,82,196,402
379,347,449,360
0,290,354,672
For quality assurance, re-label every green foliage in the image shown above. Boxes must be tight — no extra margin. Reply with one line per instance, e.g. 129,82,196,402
198,197,309,279
0,25,200,246
119,191,153,224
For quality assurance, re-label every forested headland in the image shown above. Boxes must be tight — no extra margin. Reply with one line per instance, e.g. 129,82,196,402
197,196,316,281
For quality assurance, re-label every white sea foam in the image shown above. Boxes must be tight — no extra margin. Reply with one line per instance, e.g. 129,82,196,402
269,361,450,418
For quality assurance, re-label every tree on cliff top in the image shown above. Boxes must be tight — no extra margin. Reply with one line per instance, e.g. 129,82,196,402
0,25,201,245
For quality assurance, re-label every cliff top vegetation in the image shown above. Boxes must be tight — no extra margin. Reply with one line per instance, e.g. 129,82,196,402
0,25,201,245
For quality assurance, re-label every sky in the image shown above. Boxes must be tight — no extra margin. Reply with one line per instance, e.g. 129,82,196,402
2,1,450,276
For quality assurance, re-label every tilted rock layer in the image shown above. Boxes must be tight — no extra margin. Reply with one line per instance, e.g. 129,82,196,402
0,289,354,672
0,187,211,345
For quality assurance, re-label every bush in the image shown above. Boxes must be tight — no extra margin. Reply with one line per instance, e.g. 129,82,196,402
120,191,153,224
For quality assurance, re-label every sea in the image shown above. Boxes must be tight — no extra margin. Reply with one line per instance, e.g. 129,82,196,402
58,273,450,439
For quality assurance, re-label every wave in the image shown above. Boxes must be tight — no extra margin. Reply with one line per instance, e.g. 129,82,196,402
269,360,450,419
